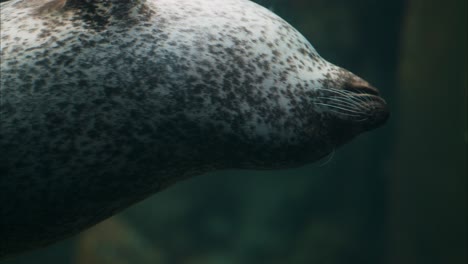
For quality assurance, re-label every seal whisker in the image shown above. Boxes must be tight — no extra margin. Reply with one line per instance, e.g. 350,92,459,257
313,103,365,117
318,147,336,167
324,88,376,106
316,87,355,97
314,97,366,111
316,88,364,105
341,92,377,106
361,94,379,103
327,109,366,118
313,102,366,116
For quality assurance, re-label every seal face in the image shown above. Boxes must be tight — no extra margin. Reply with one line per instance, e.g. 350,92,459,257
0,0,389,258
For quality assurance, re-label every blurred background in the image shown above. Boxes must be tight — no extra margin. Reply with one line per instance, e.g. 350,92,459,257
1,0,466,263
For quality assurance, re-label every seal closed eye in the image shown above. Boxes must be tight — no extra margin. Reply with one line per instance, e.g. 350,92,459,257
0,0,389,258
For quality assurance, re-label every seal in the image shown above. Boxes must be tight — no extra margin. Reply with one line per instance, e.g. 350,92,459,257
0,0,389,258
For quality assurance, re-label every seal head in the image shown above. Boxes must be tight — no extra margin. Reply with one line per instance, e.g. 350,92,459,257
0,0,388,258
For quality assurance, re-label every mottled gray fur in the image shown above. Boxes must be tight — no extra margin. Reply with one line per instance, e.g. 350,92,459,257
0,0,388,258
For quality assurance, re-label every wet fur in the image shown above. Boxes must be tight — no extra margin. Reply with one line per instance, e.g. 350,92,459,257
0,0,388,258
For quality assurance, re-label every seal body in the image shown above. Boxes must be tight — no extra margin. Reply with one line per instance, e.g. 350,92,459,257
0,0,388,258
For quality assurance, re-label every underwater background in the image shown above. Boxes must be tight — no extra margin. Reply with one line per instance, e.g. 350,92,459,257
1,0,466,263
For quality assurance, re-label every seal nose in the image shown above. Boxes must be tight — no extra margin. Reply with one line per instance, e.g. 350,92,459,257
343,79,380,96
340,75,390,131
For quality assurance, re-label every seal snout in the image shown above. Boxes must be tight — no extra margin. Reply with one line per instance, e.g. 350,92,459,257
342,79,390,131
315,73,389,133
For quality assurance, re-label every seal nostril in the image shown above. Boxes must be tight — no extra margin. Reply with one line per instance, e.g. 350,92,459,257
344,82,380,96
347,85,380,96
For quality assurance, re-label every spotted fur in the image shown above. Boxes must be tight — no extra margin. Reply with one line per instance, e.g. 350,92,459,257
0,0,388,258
